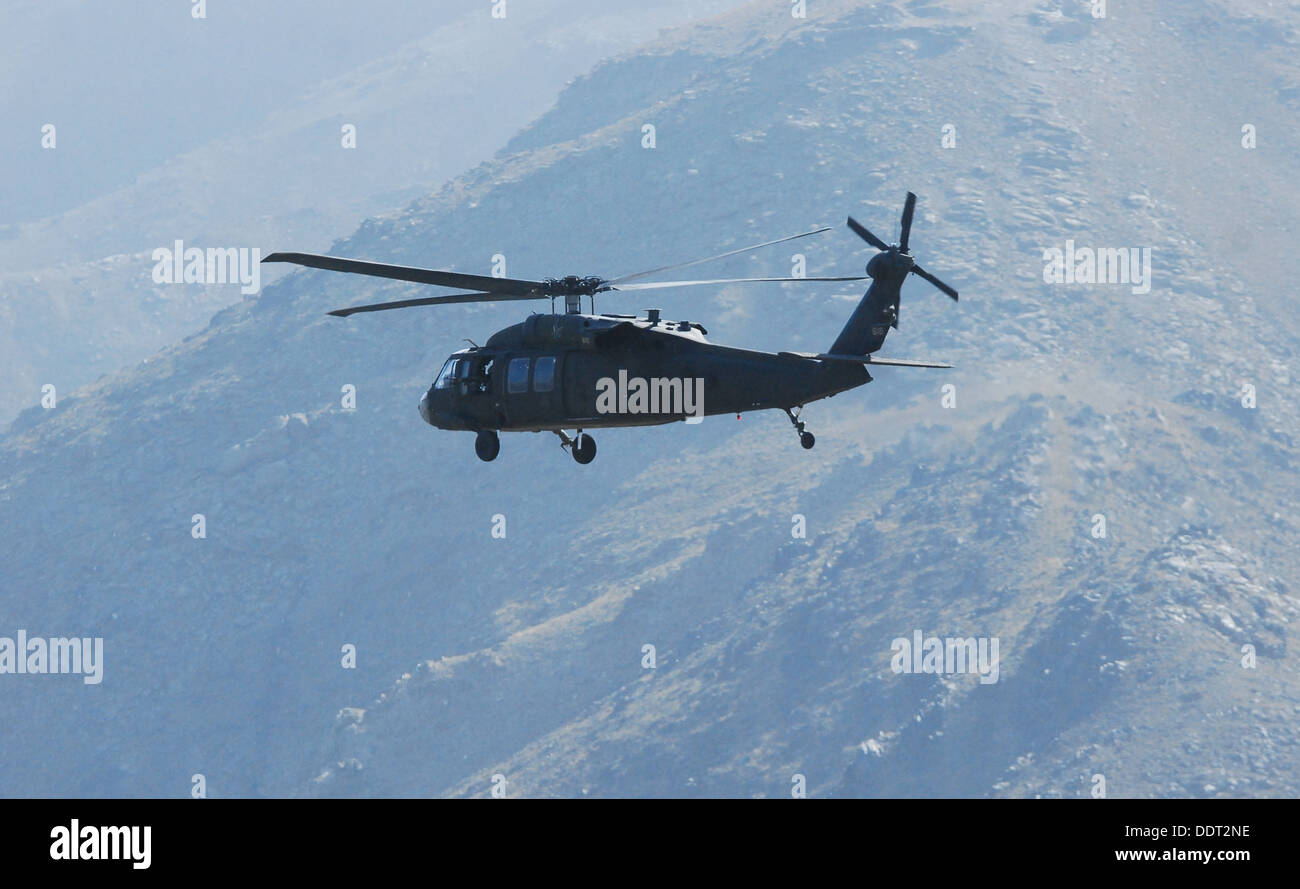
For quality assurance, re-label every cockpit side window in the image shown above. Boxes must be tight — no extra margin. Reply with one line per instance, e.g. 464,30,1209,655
435,358,460,389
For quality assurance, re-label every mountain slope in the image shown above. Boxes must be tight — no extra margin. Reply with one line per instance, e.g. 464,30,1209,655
1,0,1297,798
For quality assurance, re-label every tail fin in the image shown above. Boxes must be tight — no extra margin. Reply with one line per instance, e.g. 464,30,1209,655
830,277,901,356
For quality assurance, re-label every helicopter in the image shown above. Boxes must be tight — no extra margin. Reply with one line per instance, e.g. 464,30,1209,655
263,192,958,464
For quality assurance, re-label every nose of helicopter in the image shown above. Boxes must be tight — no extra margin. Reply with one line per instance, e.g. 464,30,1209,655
418,390,433,425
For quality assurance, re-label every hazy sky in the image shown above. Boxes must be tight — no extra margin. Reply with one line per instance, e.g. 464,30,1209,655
2,0,748,226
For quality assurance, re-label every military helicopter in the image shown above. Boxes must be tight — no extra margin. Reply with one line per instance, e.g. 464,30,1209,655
264,192,958,464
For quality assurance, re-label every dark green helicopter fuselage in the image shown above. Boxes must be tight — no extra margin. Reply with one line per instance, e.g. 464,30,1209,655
418,311,870,433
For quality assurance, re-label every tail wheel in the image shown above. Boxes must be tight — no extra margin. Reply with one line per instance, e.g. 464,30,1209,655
572,433,597,465
475,430,500,462
800,431,816,450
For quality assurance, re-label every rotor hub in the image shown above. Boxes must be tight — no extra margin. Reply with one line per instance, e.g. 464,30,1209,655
866,248,914,280
545,275,606,296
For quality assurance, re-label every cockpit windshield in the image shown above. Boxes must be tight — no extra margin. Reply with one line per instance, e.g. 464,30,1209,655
434,358,460,389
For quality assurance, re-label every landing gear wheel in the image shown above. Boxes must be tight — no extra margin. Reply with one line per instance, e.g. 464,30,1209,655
572,433,597,465
475,430,500,462
785,406,816,451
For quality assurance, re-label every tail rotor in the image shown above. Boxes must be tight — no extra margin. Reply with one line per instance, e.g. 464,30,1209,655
846,191,959,302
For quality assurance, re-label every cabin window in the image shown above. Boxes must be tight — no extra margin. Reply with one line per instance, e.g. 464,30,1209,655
507,357,530,394
434,358,460,390
533,356,556,392
476,358,494,394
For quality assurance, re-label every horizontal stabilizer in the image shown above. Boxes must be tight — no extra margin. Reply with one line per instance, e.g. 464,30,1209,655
859,355,952,368
779,351,952,369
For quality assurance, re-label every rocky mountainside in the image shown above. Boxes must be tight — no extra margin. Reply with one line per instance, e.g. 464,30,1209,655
1,0,1297,797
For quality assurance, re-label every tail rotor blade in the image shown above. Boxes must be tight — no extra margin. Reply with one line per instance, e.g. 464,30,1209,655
899,192,916,253
910,263,958,301
846,216,888,251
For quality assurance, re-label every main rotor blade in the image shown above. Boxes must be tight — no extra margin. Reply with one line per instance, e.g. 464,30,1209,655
846,216,889,251
910,263,959,300
608,228,832,285
327,291,547,317
612,275,867,292
899,192,917,253
263,252,547,295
